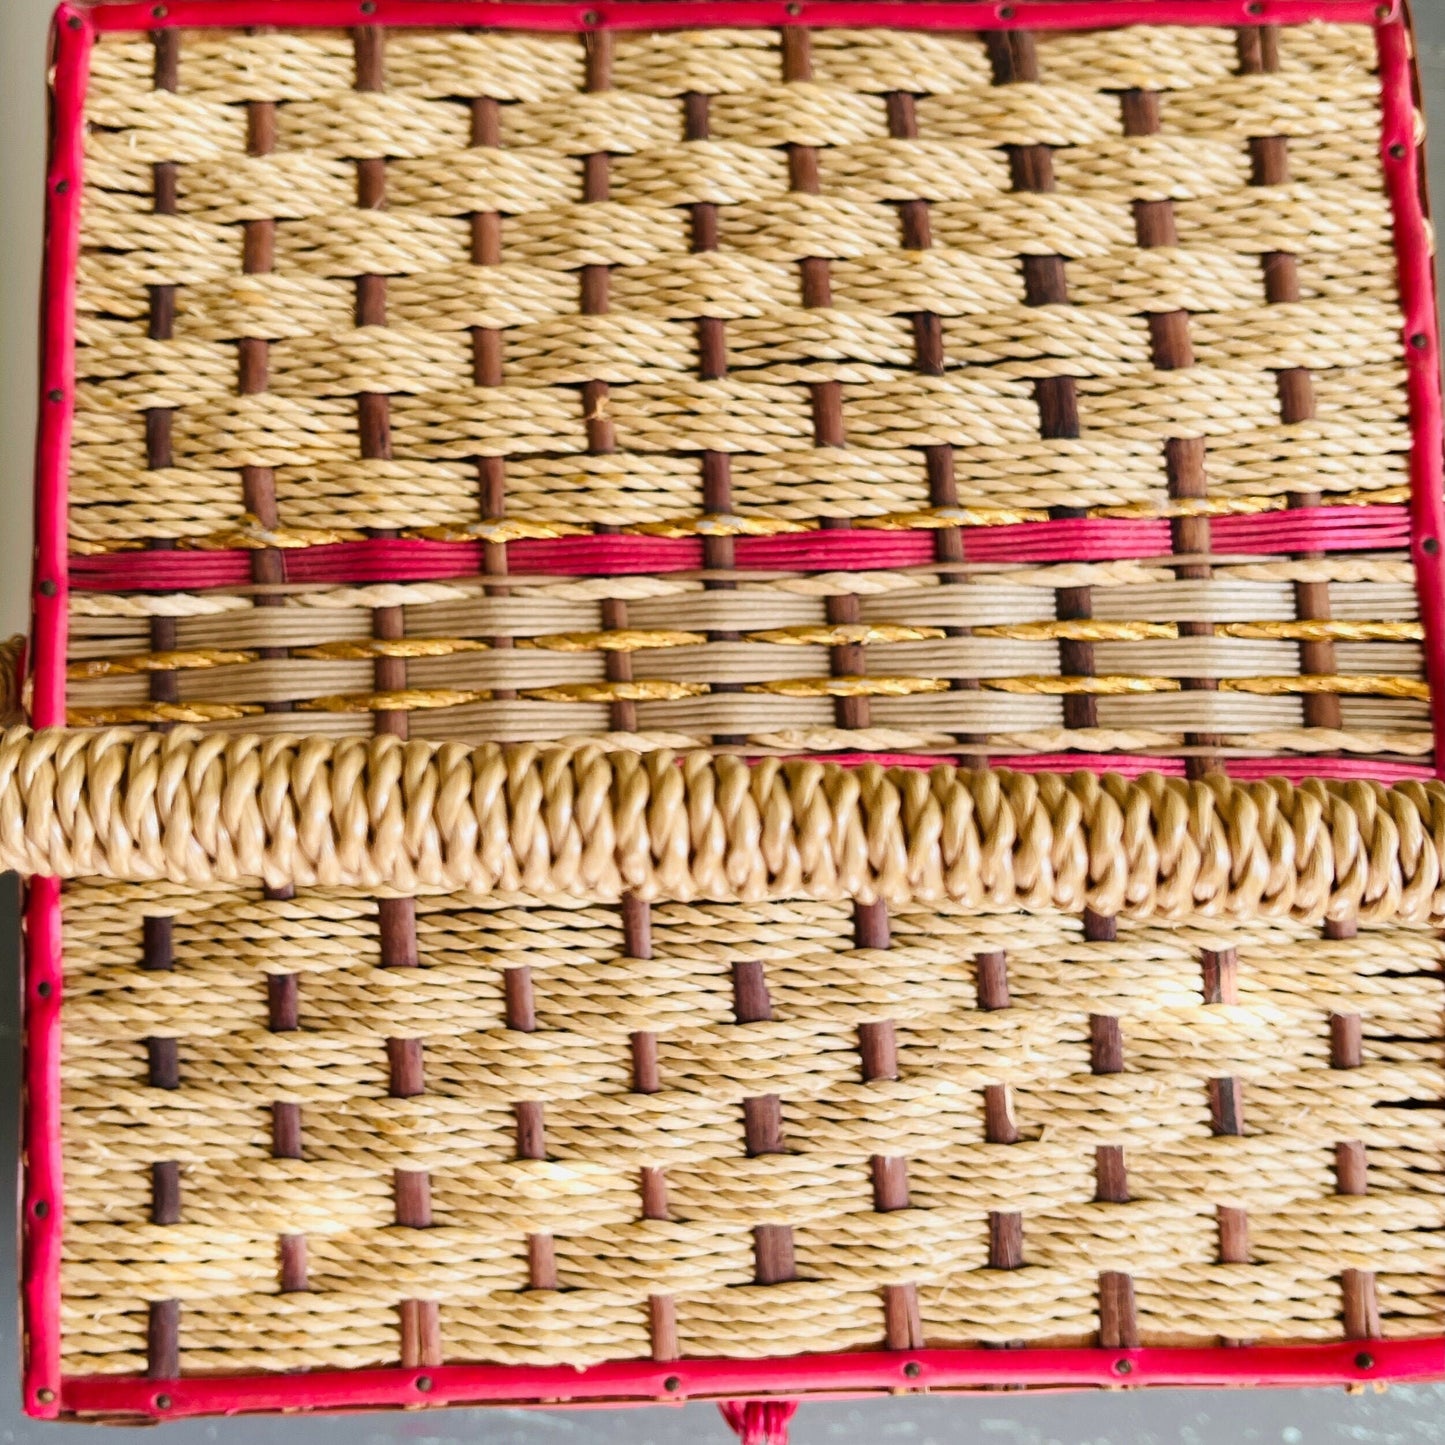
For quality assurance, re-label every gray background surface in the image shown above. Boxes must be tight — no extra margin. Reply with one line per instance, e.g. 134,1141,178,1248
1,2,1443,1439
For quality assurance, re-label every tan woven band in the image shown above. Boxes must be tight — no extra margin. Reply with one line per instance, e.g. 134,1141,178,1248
4,724,1443,923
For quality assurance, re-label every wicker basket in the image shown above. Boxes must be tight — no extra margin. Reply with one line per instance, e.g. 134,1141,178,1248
17,0,1445,1435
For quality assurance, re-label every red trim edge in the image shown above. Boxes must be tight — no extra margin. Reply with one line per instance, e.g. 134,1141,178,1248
58,1338,1445,1421
1378,16,1445,776
82,1,1396,36
23,4,88,1424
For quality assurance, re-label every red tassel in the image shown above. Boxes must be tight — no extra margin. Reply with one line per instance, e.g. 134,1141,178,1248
719,1399,800,1445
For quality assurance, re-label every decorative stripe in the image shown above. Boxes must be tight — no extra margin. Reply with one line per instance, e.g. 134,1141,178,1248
70,508,1413,593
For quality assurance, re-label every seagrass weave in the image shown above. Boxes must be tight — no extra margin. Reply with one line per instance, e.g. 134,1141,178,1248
67,16,1426,764
19,0,1445,1430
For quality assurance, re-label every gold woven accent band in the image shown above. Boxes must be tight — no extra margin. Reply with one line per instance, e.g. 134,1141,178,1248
4,724,1443,923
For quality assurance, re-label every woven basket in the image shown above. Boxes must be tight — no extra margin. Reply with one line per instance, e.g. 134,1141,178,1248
18,0,1445,1434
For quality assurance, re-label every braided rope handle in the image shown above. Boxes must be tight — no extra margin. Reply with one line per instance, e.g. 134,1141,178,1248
0,723,1442,922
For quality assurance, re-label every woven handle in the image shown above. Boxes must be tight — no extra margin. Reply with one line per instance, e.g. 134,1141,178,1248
0,723,1441,923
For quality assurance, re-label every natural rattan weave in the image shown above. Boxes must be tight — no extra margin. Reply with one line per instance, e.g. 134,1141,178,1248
19,0,1445,1430
66,18,1427,767
57,884,1445,1374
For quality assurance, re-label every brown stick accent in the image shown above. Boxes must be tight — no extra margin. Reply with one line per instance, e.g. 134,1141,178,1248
268,954,303,1157
733,960,773,1024
854,899,919,1342
270,929,307,1294
753,1224,796,1285
371,605,408,740
466,95,515,694
988,1211,1024,1271
1201,944,1250,1343
377,896,418,969
870,1155,909,1213
522,1237,559,1296
393,1168,440,1365
648,1295,679,1363
142,918,179,1093
977,944,1024,1345
983,1084,1018,1145
1209,1077,1244,1136
1336,1140,1368,1196
641,1167,669,1221
271,1102,302,1161
1088,957,1136,1341
884,89,962,583
398,1299,443,1368
350,30,411,748
741,1003,793,1282
632,1034,664,1086
1201,948,1239,1005
1239,27,1341,733
1218,1206,1250,1265
146,1036,179,1092
240,51,290,703
1098,1272,1139,1350
151,1161,180,1226
504,963,555,1294
1089,1015,1124,1075
386,1037,425,1100
503,967,537,1034
468,96,514,656
147,1298,179,1380
575,36,635,734
883,1285,925,1351
977,939,1023,1340
371,606,435,1376
682,90,745,745
266,975,298,1033
142,914,172,971
1095,1145,1129,1204
639,1132,677,1357
623,895,661,1094
599,598,636,734
743,1095,784,1156
894,85,980,739
996,47,1095,734
1342,1269,1381,1341
782,28,866,731
145,32,182,720
1330,1013,1363,1069
858,1021,897,1083
1324,988,1378,1338
267,889,305,1306
516,1101,547,1161
142,894,181,1375
739,878,797,1288
1235,23,1280,75
1121,87,1221,775
975,951,1010,1010
279,1234,309,1293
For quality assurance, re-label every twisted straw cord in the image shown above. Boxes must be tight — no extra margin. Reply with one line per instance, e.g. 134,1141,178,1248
2,726,1444,923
